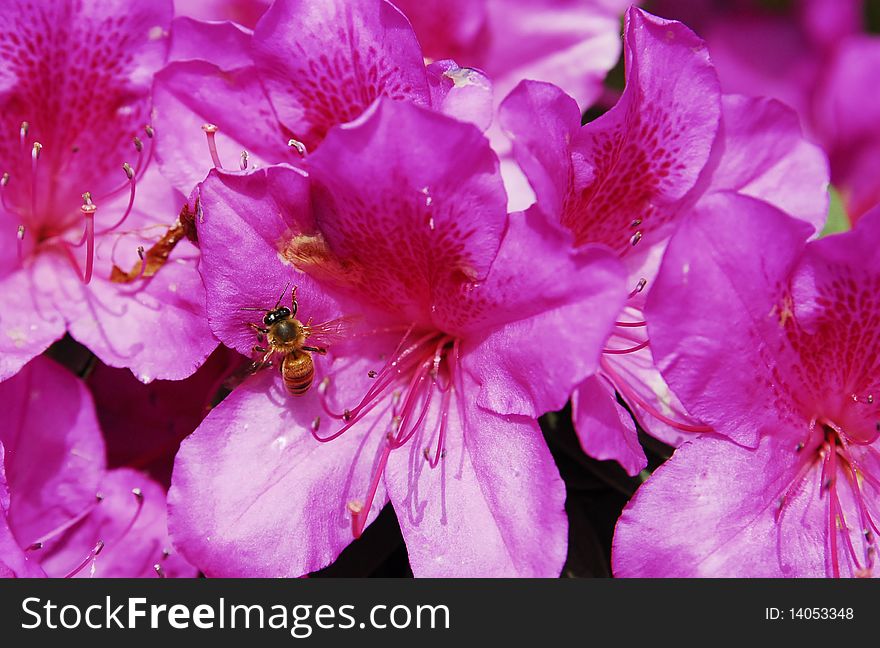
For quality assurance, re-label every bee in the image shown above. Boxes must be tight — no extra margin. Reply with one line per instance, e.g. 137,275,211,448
244,284,352,395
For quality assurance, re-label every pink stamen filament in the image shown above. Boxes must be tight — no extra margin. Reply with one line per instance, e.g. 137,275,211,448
628,278,647,299
600,357,712,433
16,224,25,263
63,541,104,579
95,163,136,235
113,488,144,544
603,339,650,355
30,142,41,219
26,496,103,550
615,320,647,328
202,124,223,169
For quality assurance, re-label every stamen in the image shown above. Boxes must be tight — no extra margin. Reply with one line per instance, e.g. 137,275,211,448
154,563,166,578
77,194,96,284
629,231,642,246
114,487,145,543
288,138,308,157
201,123,223,168
16,224,25,263
240,150,249,170
63,540,104,578
600,357,712,433
628,278,647,299
0,172,12,213
349,443,392,539
26,493,103,550
603,339,650,355
95,163,136,235
19,121,29,150
30,142,42,218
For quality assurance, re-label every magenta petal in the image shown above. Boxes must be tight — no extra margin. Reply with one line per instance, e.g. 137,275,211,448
168,369,389,577
462,209,626,416
196,165,342,356
647,192,815,446
559,7,721,251
499,80,582,220
0,259,66,381
572,375,646,477
252,0,430,150
426,60,493,132
0,357,106,552
307,99,507,322
153,19,288,193
0,443,45,578
612,434,833,577
37,468,195,578
384,374,567,577
705,94,829,232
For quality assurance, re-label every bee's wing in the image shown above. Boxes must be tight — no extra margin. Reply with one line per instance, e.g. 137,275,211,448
304,315,362,347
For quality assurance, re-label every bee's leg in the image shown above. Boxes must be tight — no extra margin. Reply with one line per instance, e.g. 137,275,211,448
290,286,298,318
253,345,269,354
302,345,327,355
248,322,269,341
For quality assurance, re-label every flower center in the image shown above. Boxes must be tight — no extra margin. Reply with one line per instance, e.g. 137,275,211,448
310,326,460,538
777,420,880,578
2,120,155,284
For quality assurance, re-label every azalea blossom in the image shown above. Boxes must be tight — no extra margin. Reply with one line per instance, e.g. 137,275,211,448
651,0,878,223
152,0,492,195
168,99,627,577
613,197,880,577
1,356,194,578
499,7,828,474
0,0,215,383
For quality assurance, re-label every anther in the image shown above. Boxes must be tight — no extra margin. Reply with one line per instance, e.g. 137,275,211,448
154,563,166,578
31,142,42,160
16,224,25,261
132,487,143,499
630,219,642,228
133,136,143,153
368,370,377,378
240,150,249,170
630,231,642,246
288,138,308,157
311,416,321,432
628,278,648,299
342,409,352,422
27,542,43,552
1,172,8,187
20,121,29,147
144,125,155,138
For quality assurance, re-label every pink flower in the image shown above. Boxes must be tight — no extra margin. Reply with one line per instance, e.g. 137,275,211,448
153,0,492,194
0,0,215,383
168,99,627,577
651,0,879,223
613,197,880,578
499,7,828,475
1,356,194,578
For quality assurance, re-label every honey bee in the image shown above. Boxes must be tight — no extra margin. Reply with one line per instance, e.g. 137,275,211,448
244,284,353,395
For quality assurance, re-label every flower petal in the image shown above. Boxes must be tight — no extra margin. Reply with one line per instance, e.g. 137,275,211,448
612,433,840,577
646,191,815,446
252,0,430,151
0,357,106,553
196,165,343,356
572,375,646,477
304,99,508,324
460,209,626,417
704,94,829,233
168,365,390,577
384,373,567,577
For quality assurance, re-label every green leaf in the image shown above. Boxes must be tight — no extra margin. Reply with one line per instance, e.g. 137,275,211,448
820,186,851,238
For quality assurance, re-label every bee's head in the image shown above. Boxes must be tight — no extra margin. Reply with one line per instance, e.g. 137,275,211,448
263,306,291,327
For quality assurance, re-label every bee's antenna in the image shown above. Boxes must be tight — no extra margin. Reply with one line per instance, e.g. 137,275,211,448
274,280,292,309
238,307,267,311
